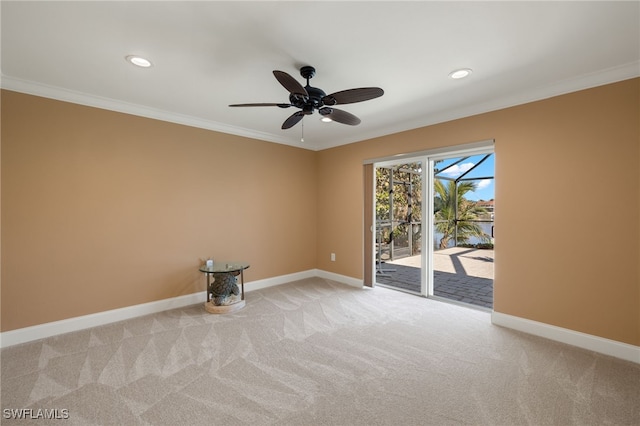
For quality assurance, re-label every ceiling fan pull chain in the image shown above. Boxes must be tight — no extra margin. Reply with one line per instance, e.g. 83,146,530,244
301,117,304,142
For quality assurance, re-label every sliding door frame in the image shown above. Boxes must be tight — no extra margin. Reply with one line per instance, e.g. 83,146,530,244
364,140,494,296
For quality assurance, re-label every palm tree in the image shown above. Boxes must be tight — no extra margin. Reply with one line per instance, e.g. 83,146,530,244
434,179,490,249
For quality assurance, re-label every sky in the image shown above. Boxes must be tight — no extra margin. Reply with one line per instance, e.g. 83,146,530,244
436,154,495,201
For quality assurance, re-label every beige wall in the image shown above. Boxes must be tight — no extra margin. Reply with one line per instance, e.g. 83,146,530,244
2,78,639,346
1,91,317,331
316,78,639,346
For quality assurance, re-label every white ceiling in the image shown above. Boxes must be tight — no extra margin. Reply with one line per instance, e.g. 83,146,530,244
2,1,639,151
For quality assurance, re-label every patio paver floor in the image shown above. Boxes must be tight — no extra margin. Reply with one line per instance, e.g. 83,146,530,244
375,247,494,309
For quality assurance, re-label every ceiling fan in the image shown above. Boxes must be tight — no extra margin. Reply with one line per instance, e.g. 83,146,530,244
229,66,384,130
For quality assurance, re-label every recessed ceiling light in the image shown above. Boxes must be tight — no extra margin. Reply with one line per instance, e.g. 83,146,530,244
449,68,472,79
126,55,152,68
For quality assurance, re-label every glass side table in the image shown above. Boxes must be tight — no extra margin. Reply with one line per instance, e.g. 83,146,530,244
199,261,250,314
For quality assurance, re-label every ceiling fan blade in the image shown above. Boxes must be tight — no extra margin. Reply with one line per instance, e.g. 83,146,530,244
229,103,291,108
273,70,308,97
319,107,361,126
282,111,305,129
322,87,384,105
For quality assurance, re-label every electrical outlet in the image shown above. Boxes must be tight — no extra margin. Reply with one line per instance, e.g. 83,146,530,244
331,253,336,261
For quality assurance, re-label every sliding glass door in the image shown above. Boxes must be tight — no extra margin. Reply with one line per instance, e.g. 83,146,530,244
368,142,494,310
430,152,494,309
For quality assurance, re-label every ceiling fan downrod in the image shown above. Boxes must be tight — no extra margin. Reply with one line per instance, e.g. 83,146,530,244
294,66,326,110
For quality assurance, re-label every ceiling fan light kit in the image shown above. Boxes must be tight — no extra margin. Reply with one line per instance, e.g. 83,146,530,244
229,66,383,131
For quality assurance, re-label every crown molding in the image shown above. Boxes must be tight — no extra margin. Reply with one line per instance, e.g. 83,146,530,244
316,61,640,150
0,74,304,149
2,61,638,152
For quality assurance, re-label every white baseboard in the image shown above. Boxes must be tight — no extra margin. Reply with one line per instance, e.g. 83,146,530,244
0,269,357,348
242,269,319,291
0,290,208,348
250,268,363,289
492,312,640,364
3,273,636,365
315,269,363,288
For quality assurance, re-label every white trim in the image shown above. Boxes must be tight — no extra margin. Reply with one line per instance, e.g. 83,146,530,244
346,62,640,153
240,269,318,292
0,269,358,348
0,291,207,348
0,75,297,149
365,164,377,288
370,142,496,301
4,61,638,153
3,272,637,365
364,139,494,166
316,269,363,288
492,311,640,364
424,159,434,297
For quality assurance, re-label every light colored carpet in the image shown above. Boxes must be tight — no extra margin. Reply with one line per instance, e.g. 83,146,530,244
2,277,639,425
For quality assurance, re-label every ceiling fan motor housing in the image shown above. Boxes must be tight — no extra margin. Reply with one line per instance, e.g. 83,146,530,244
296,86,326,109
289,66,327,112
